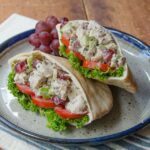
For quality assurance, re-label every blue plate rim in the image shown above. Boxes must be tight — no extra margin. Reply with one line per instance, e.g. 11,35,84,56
0,28,149,145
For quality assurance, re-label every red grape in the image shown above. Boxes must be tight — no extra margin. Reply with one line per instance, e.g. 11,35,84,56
46,16,59,29
32,59,41,68
59,17,69,24
51,50,59,56
28,33,41,48
28,15,65,55
50,39,60,56
35,21,51,33
51,96,65,105
50,28,58,39
103,49,114,63
46,16,57,22
57,73,70,80
39,44,52,54
38,31,52,45
15,61,27,73
50,39,59,50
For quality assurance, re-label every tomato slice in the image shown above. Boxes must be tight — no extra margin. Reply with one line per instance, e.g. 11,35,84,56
73,51,85,61
31,95,56,108
83,60,109,72
66,48,85,61
16,83,34,96
61,35,70,47
100,63,109,72
66,48,70,54
54,107,87,119
83,60,99,69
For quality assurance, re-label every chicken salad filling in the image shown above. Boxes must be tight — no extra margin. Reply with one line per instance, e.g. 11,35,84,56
12,55,88,116
59,20,126,74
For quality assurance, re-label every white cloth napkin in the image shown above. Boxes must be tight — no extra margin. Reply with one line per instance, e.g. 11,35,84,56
0,13,37,44
0,13,149,150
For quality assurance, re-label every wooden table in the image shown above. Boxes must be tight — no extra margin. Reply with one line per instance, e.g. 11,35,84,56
0,0,149,45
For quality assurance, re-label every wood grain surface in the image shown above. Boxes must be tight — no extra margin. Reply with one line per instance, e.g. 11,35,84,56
0,0,149,44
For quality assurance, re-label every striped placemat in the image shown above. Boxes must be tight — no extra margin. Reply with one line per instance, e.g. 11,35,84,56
0,122,149,150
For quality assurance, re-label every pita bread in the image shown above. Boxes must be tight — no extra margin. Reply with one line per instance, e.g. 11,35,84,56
57,20,137,93
9,51,113,124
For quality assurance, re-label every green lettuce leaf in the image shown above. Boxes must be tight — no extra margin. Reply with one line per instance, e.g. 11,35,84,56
59,45,124,80
7,71,89,131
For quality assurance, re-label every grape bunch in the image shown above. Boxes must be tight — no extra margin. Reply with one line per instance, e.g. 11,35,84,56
28,16,69,56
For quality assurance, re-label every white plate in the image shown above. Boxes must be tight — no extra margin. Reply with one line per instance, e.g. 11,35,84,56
0,29,149,144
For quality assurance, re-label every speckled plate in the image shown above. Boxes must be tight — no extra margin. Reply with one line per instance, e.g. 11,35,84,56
0,29,150,145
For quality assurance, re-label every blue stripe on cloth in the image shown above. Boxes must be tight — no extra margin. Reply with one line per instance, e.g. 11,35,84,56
114,140,145,150
62,145,86,150
32,140,63,150
126,136,150,147
135,134,150,141
0,126,62,150
91,144,115,150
